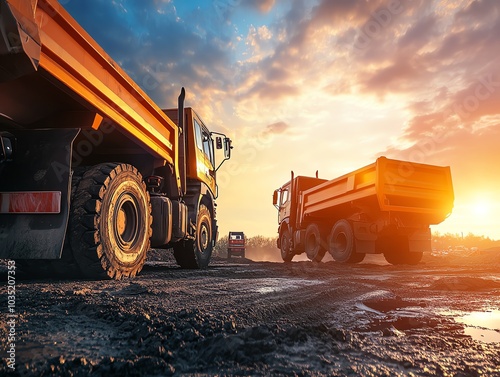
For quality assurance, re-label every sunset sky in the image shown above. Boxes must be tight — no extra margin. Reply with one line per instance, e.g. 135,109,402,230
65,0,500,241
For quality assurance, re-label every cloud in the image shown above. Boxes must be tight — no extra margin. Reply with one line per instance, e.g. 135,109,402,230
64,0,238,127
362,57,428,94
65,0,500,137
397,15,438,52
455,0,500,21
262,121,289,136
241,0,275,13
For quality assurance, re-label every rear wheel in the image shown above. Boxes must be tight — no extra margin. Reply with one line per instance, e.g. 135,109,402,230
280,229,294,262
70,163,152,279
328,219,365,263
305,223,326,262
173,204,213,268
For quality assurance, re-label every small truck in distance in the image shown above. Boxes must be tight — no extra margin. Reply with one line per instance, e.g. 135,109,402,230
227,231,246,258
273,157,454,265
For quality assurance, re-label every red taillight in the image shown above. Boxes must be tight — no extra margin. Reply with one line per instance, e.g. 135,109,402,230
0,192,61,214
229,240,244,246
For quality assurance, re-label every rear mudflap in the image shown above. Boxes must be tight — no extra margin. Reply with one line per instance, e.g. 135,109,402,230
0,129,79,259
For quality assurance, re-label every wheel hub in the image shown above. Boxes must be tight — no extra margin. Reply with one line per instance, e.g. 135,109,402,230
333,232,347,253
113,193,140,251
199,224,209,251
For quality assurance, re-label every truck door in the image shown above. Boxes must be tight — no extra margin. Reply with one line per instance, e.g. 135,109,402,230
278,185,291,223
193,118,216,194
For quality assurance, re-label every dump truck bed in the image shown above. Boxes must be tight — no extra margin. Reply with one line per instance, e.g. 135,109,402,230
299,157,454,225
0,0,177,163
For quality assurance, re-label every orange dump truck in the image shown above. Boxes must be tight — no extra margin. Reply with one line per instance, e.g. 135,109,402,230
0,0,232,278
273,157,454,265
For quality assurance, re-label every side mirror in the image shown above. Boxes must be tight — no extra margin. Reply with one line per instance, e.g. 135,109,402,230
272,190,278,206
211,132,232,172
224,137,232,159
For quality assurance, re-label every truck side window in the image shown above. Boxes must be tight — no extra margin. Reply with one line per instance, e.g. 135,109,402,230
280,189,289,206
202,130,215,167
194,120,215,168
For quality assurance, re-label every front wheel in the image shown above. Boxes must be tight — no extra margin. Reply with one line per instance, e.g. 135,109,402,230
280,229,294,262
173,204,213,268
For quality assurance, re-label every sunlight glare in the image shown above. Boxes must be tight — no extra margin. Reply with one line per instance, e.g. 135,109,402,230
472,201,490,217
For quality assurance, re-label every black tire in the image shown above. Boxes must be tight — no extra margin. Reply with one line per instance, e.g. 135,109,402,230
280,229,294,262
328,219,364,263
227,250,231,259
383,236,422,265
173,204,213,269
305,223,326,262
70,163,152,279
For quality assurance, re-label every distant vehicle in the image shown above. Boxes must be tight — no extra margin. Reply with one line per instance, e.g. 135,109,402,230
227,232,246,258
273,157,454,265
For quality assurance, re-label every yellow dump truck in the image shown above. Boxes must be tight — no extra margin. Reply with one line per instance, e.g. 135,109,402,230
273,157,454,264
0,0,232,278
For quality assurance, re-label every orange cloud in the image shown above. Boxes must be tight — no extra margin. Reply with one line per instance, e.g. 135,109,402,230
261,121,289,137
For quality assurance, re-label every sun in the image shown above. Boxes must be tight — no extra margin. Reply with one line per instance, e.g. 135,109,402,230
472,201,490,217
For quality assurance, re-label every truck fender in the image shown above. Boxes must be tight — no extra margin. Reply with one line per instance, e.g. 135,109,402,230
198,192,217,245
277,220,291,249
352,220,377,254
0,128,80,259
184,181,216,241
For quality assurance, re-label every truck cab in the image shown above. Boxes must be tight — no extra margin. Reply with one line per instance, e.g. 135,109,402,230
273,174,326,260
163,107,230,197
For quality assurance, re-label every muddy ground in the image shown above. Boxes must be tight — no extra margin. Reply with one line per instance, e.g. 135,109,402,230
1,250,499,376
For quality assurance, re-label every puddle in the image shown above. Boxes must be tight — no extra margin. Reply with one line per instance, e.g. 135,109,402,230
356,275,392,281
443,310,500,343
463,327,500,343
252,278,322,294
459,310,500,329
355,302,383,315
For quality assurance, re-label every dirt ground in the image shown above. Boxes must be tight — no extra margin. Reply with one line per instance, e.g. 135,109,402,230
1,250,499,376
